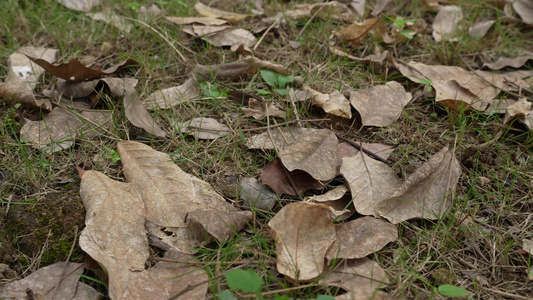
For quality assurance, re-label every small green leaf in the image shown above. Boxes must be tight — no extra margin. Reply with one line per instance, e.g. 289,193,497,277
200,82,222,97
225,269,264,293
14,103,21,109
277,74,294,88
256,89,272,96
260,69,278,87
275,88,290,96
218,290,236,300
400,30,415,39
437,285,469,297
316,295,335,300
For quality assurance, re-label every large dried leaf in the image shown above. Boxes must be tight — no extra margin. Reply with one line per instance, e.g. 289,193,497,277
268,202,336,281
178,117,230,140
514,0,533,24
0,82,51,111
432,6,463,42
20,107,81,152
349,81,413,127
341,152,401,216
482,52,533,70
79,170,149,272
468,20,495,38
333,18,379,47
303,87,352,119
246,127,319,151
0,262,101,299
88,11,132,33
183,24,256,48
27,56,138,82
378,146,462,223
117,141,252,247
322,258,392,299
326,217,397,260
259,157,324,195
239,177,277,210
279,129,338,182
57,0,100,12
195,2,248,23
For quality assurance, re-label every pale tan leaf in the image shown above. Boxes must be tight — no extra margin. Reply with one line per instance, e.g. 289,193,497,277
88,11,132,33
305,185,354,221
279,129,338,182
350,0,365,17
146,78,199,109
311,1,354,23
431,79,489,111
468,20,495,38
178,117,230,140
482,52,533,70
333,18,379,47
122,82,167,137
57,0,100,12
341,152,401,216
502,98,533,129
337,142,395,166
185,24,256,48
247,127,319,151
0,82,51,111
239,177,277,210
326,217,397,260
268,202,336,281
523,239,533,255
304,87,352,119
242,99,285,119
262,4,314,23
79,170,149,272
349,81,412,127
138,4,163,22
7,46,58,91
371,0,394,16
259,158,325,195
195,2,248,23
378,146,462,223
432,6,463,42
322,258,390,295
166,16,228,26
0,262,101,299
514,0,533,24
329,46,389,64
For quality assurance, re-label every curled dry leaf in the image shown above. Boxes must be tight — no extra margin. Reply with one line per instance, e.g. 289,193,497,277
166,16,228,26
482,52,533,70
502,98,533,129
303,87,352,119
57,0,100,12
341,152,401,216
279,129,338,182
514,0,533,24
246,127,319,151
0,82,51,111
349,81,413,127
183,24,256,48
195,2,248,23
88,11,132,33
27,55,138,82
432,6,463,42
242,98,285,119
178,117,230,140
325,216,397,260
337,142,395,170
378,146,462,224
333,18,379,47
194,57,288,81
79,170,149,272
305,184,355,221
146,77,200,109
260,157,324,195
239,177,277,210
268,202,336,281
468,20,495,38
0,261,101,299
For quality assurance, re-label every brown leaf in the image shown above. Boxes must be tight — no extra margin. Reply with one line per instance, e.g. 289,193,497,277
514,0,533,24
246,127,319,150
7,47,58,91
242,99,286,119
166,16,228,26
468,20,495,38
178,117,230,140
183,24,256,48
502,98,533,129
371,0,394,16
378,146,462,224
194,57,287,80
326,217,397,260
20,107,81,152
322,258,393,299
329,46,389,64
88,11,132,33
482,52,533,70
523,239,533,255
57,0,100,12
303,87,352,119
195,2,248,23
334,18,379,47
432,6,463,42
259,157,324,195
268,202,336,281
341,152,401,216
122,81,167,137
0,262,101,299
305,184,355,221
0,82,51,111
239,177,277,210
279,129,338,182
27,56,138,82
310,1,354,23
349,81,413,127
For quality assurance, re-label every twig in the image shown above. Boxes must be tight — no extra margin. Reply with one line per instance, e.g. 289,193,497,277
253,20,279,51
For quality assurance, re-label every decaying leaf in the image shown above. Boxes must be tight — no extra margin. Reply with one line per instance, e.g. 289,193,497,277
268,202,336,281
341,152,401,216
178,117,230,140
195,2,248,23
0,82,51,111
349,81,413,127
260,157,324,195
57,0,100,12
333,18,380,47
262,1,352,23
432,6,463,42
337,142,395,168
322,258,392,299
279,129,338,182
88,11,132,33
7,47,58,90
194,57,288,80
246,127,319,151
146,78,200,109
514,0,533,24
378,146,462,223
305,184,355,221
242,98,285,119
371,0,394,16
303,87,352,119
329,46,389,64
468,20,495,38
239,177,277,210
138,4,163,22
502,98,533,129
166,16,228,26
482,52,533,70
523,239,533,255
326,217,397,260
0,261,101,299
183,24,256,48
79,170,149,272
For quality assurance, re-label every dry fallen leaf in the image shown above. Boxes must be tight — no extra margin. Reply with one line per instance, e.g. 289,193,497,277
57,0,100,12
279,129,338,182
146,77,200,109
371,0,394,16
194,57,288,81
178,117,231,140
341,152,401,216
137,4,163,22
333,18,380,47
432,6,463,42
349,81,413,127
0,261,101,299
514,0,533,24
88,11,132,33
311,1,354,23
502,98,533,129
378,146,462,223
239,177,277,210
326,216,397,260
268,202,336,281
468,20,495,38
303,87,352,119
329,46,389,64
246,127,319,151
242,98,286,119
166,16,228,26
523,239,533,255
305,184,355,221
322,258,390,296
482,52,533,70
195,2,248,23
260,157,324,195
183,24,256,48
